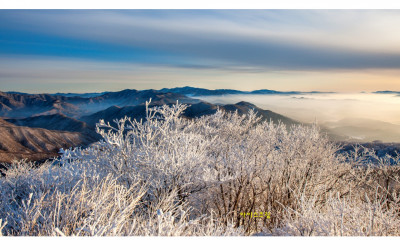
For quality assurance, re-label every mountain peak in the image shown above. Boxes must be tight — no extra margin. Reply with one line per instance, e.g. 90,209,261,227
235,101,256,107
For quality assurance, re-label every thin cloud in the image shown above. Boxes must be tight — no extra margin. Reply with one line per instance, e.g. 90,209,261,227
2,10,400,71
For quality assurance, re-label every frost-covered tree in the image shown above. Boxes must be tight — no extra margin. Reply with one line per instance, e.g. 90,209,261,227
0,100,399,236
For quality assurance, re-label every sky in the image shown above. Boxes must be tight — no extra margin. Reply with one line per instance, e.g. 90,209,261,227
1,10,400,93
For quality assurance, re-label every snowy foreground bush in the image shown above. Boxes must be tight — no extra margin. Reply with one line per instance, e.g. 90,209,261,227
1,101,400,236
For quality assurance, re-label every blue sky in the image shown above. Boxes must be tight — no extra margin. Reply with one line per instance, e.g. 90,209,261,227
1,10,400,93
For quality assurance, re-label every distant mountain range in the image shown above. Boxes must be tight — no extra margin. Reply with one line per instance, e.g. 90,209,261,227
5,114,100,140
50,92,107,98
160,86,334,96
0,89,198,119
0,88,303,163
2,87,399,164
81,101,299,128
373,91,400,96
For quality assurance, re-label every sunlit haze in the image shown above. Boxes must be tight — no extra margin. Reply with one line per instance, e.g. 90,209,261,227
199,92,400,142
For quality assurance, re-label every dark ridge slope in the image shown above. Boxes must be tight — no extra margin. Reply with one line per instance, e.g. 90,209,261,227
5,114,100,140
81,101,300,128
0,118,96,163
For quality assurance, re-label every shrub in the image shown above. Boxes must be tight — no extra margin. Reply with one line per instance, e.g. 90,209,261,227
0,100,399,236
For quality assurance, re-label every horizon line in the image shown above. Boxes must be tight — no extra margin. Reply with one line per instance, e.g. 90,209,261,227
2,86,400,95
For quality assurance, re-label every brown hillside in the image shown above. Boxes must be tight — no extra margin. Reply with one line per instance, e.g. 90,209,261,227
0,118,94,163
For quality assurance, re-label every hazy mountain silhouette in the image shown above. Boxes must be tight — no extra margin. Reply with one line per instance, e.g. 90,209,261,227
0,91,85,118
87,89,199,106
50,92,107,98
373,91,400,95
160,86,332,96
0,89,199,119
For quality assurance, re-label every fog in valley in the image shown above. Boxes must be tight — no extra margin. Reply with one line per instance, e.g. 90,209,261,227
199,93,400,142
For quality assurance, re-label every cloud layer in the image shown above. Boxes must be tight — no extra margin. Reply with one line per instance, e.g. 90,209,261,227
1,10,400,92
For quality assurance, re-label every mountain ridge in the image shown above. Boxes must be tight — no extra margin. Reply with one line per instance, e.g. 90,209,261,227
81,101,300,128
0,89,199,119
160,86,334,96
0,118,96,163
1,87,388,164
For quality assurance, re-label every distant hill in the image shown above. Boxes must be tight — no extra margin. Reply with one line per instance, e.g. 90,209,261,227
185,101,300,126
50,92,107,98
160,86,332,96
5,114,100,140
160,87,245,96
0,91,85,118
0,89,200,119
82,101,300,128
0,118,96,163
81,105,148,127
373,91,400,95
87,89,199,107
